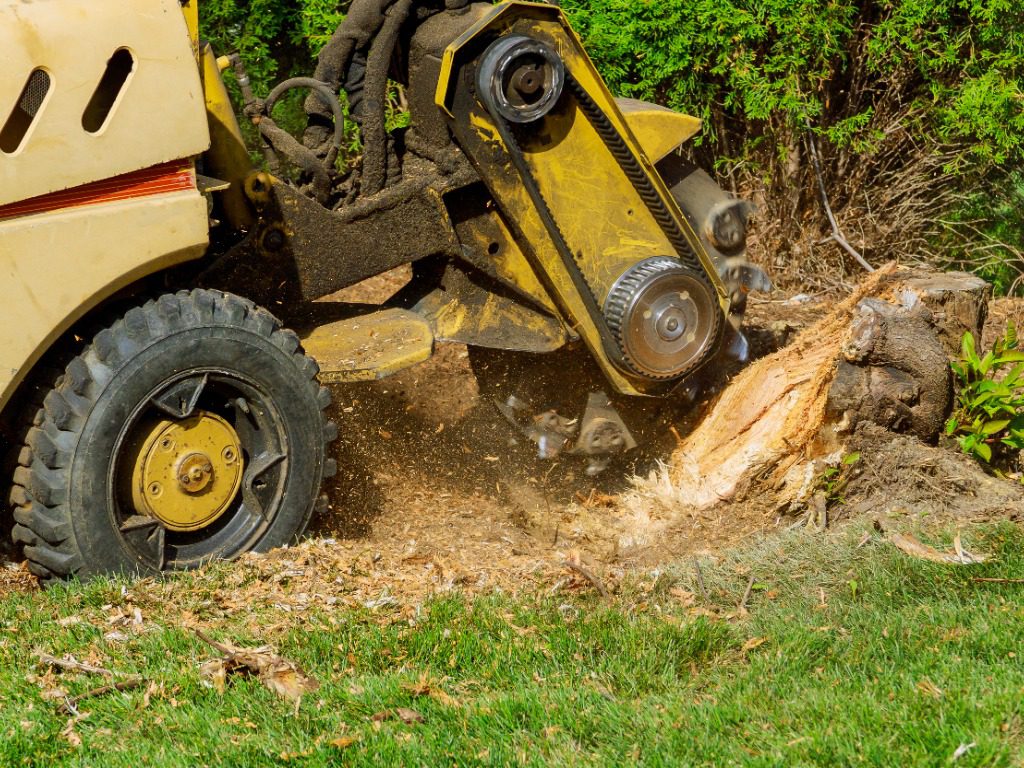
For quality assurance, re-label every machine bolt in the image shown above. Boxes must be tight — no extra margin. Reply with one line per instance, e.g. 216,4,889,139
177,453,215,494
655,307,688,342
263,228,286,252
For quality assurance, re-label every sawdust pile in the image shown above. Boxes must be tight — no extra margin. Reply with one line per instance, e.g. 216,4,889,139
2,272,1022,602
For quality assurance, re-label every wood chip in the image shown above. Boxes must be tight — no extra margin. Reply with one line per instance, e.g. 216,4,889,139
890,532,988,564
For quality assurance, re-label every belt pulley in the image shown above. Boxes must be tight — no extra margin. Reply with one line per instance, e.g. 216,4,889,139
475,35,724,382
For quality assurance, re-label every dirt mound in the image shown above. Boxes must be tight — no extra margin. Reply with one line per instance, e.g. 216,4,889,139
843,424,1024,522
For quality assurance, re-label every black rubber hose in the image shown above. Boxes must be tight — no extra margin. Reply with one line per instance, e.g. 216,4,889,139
265,77,346,169
303,0,398,152
360,0,414,196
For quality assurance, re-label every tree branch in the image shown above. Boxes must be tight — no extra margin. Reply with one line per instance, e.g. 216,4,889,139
805,120,876,274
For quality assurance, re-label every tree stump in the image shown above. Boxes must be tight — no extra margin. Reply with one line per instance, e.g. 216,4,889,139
654,264,988,510
896,272,991,358
825,297,950,441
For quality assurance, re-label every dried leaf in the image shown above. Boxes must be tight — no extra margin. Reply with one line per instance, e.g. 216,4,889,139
200,659,227,694
372,708,425,725
741,637,768,653
142,680,161,708
916,678,943,699
890,533,988,565
429,688,460,708
61,714,87,747
402,672,433,697
262,659,319,703
669,587,696,607
395,707,425,724
330,736,358,749
279,748,314,760
195,631,319,704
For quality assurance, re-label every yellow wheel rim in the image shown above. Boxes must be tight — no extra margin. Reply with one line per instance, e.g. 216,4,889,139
129,411,244,532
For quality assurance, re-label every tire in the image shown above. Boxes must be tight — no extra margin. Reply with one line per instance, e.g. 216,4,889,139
10,289,337,584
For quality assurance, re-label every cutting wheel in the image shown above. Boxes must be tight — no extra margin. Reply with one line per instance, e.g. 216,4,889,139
604,257,721,380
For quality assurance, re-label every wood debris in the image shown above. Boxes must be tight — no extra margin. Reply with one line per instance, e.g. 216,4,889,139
889,532,989,565
195,630,319,706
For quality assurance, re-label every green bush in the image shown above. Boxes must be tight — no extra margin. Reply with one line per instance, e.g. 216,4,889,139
560,0,1024,288
198,0,1024,288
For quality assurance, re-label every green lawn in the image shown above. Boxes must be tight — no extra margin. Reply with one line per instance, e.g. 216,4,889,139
2,522,1024,766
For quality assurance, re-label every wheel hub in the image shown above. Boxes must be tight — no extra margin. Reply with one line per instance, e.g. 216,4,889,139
130,412,244,532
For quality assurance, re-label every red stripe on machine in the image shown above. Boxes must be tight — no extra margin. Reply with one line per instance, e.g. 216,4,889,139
0,161,196,221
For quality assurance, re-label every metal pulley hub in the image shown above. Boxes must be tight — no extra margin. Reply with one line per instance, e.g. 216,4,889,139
476,35,565,124
604,257,721,380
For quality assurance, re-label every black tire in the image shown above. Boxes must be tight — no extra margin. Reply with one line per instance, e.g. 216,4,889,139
10,289,337,584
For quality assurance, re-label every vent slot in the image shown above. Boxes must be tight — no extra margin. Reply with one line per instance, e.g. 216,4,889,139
1,69,52,154
82,48,135,134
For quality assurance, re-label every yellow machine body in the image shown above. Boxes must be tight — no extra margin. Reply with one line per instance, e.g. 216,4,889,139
0,0,211,410
433,2,729,395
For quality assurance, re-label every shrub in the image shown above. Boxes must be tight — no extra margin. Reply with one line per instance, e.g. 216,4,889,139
946,325,1024,464
561,0,1024,290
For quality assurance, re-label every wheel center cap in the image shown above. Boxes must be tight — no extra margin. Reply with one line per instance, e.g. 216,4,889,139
130,412,244,532
178,453,215,494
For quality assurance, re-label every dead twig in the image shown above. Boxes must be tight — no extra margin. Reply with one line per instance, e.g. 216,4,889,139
193,628,235,655
565,561,610,600
57,679,144,715
889,532,989,565
805,121,875,274
694,559,711,602
738,574,756,612
971,577,1024,584
36,652,114,678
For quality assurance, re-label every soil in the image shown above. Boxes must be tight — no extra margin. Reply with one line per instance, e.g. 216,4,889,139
1,281,1021,602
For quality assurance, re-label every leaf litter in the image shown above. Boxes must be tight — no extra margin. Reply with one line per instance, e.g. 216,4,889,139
195,629,319,708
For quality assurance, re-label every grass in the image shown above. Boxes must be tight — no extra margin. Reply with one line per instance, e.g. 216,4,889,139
3,522,1024,766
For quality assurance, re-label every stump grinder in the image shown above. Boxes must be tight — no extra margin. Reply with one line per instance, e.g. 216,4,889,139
0,0,768,581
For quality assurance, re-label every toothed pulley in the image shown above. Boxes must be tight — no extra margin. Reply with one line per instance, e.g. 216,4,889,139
604,257,721,380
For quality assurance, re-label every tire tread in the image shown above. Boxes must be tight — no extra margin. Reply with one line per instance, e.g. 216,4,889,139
10,289,336,585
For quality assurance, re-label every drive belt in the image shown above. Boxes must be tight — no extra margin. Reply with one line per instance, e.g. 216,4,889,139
483,70,724,382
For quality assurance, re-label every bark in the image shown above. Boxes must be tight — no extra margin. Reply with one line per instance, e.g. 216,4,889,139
896,272,991,358
825,297,950,441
